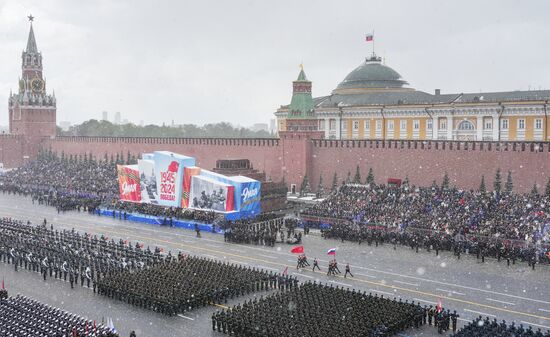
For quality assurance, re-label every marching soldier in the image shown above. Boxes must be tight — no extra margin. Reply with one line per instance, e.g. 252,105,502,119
344,263,354,278
312,258,320,272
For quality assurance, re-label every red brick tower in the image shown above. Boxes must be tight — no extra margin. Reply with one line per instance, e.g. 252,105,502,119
279,66,323,192
8,16,57,139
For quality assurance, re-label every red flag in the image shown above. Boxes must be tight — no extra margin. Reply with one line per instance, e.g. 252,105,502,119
290,246,304,254
282,266,288,275
94,320,97,331
366,34,374,42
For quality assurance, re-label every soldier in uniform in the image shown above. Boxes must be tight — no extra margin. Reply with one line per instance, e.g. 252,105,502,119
344,263,354,278
312,258,320,272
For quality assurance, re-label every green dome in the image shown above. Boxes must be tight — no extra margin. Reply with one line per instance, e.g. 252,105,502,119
335,55,408,92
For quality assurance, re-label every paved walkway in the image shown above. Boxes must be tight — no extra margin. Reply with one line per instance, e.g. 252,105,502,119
0,193,548,336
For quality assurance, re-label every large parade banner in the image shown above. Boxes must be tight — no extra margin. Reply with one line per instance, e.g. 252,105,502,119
117,151,261,219
117,164,141,202
153,151,196,207
189,175,235,212
138,159,157,204
199,170,261,216
182,166,201,208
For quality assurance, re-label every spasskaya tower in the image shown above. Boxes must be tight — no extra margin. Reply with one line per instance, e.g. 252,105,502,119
8,15,57,138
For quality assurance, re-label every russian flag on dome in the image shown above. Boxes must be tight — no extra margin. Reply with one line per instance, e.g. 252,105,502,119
365,34,374,42
327,248,337,255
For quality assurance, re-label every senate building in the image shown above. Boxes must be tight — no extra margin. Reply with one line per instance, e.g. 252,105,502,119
276,54,550,142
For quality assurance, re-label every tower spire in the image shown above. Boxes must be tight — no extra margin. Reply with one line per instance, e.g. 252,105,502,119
26,15,38,53
288,65,313,119
297,63,308,81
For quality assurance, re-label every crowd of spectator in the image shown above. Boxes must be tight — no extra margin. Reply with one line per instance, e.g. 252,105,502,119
302,182,550,265
0,150,118,197
0,150,219,223
0,150,118,212
303,183,550,243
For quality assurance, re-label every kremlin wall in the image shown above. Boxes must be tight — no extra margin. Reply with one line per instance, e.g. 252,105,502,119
4,20,550,193
37,135,550,193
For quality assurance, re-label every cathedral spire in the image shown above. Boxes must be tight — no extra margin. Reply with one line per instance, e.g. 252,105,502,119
26,15,38,53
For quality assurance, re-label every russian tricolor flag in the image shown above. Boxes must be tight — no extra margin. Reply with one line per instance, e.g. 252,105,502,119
327,248,337,255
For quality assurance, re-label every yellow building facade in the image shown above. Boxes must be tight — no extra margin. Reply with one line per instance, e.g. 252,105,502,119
276,55,550,142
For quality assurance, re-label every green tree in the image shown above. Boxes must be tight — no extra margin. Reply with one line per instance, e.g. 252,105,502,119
531,183,539,196
331,173,338,193
317,174,325,198
345,171,351,184
442,172,450,190
60,119,275,138
505,171,513,194
300,174,311,196
366,168,374,185
493,168,502,194
431,180,438,190
353,165,361,184
402,176,410,190
479,176,486,193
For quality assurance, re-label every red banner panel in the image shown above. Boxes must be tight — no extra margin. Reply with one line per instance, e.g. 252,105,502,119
117,164,141,203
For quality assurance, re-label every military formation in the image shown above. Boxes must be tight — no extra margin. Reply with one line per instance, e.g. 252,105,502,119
0,294,117,337
452,316,550,337
0,218,167,292
97,255,293,316
212,281,426,337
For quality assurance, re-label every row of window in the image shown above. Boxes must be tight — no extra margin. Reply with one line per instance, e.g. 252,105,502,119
490,118,541,131
321,118,544,132
322,119,433,132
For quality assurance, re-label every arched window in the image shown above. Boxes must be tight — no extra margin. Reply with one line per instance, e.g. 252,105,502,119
457,120,475,130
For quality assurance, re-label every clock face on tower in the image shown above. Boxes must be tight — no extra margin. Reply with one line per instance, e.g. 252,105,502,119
31,78,44,92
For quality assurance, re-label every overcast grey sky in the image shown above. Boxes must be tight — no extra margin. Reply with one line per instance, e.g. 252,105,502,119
1,0,549,126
